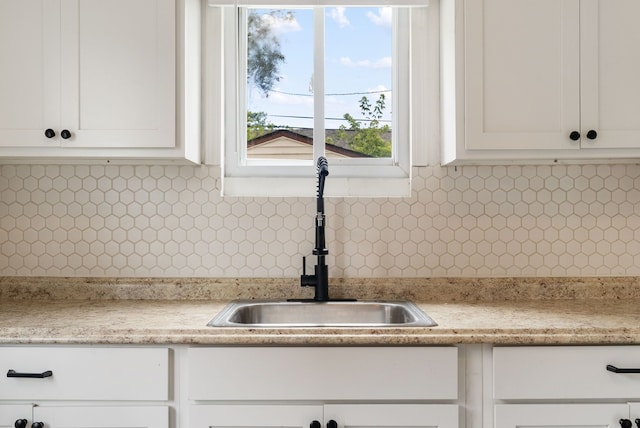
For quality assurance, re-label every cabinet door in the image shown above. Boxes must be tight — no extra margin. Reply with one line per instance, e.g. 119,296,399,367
0,405,33,428
630,404,640,423
325,404,458,428
0,0,60,148
464,0,580,152
495,404,627,428
189,405,322,428
33,407,167,428
580,0,640,149
60,0,175,149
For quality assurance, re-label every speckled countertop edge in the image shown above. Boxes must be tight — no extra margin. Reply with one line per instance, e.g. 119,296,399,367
1,276,640,346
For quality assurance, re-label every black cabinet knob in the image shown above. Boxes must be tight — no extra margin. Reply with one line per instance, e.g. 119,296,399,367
634,419,640,428
31,423,44,428
310,422,321,428
15,420,28,428
44,129,56,139
586,129,598,140
61,129,72,139
620,419,633,428
569,131,581,141
327,421,338,428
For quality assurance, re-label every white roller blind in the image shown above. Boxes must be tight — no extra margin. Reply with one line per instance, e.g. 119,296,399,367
208,0,427,6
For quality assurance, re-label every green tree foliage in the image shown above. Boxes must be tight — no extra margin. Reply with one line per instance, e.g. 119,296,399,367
330,94,391,157
247,10,292,96
247,111,276,140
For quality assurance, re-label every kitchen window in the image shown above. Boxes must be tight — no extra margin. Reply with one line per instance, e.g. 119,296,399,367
205,0,432,197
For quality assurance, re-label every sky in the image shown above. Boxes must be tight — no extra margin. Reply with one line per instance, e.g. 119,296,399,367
247,7,393,130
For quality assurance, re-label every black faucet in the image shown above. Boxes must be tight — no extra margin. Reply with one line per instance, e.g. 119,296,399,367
300,156,330,301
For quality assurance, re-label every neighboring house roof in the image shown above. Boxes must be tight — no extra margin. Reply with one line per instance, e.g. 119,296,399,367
247,129,373,159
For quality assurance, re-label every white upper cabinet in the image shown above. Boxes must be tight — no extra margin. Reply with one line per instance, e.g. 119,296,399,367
0,0,200,162
581,0,640,150
441,0,640,164
464,0,580,153
0,0,60,148
61,0,176,149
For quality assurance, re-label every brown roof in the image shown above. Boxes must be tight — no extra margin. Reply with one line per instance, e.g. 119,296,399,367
247,129,373,158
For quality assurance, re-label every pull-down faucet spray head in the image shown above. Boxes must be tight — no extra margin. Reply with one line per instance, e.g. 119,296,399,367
317,156,329,199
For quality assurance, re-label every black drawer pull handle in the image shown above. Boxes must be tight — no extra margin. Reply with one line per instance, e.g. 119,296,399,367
607,364,640,374
7,369,53,378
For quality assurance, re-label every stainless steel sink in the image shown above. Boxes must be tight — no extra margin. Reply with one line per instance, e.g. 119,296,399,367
208,300,437,327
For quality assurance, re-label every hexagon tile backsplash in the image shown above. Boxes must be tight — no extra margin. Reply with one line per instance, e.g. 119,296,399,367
1,163,640,277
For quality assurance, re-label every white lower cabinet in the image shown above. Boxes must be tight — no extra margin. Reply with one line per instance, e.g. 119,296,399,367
190,404,458,428
494,347,640,428
17,343,640,428
187,347,460,428
0,347,170,428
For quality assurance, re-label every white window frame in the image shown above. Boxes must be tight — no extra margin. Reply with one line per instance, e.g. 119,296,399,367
204,0,433,197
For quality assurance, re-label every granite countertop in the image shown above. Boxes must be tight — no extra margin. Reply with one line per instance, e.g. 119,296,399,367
1,276,640,345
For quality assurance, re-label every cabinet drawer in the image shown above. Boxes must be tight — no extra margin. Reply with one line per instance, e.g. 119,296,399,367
0,346,168,400
188,347,458,400
494,346,640,399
